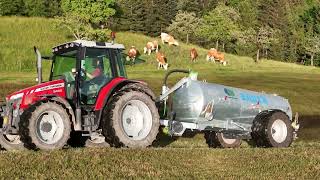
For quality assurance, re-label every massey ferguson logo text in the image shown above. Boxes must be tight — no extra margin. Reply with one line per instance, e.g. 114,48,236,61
35,83,65,92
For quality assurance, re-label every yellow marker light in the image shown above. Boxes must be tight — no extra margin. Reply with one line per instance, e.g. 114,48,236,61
3,116,8,125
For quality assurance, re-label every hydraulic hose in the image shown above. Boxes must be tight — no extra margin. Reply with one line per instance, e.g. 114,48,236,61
163,69,190,86
160,69,190,117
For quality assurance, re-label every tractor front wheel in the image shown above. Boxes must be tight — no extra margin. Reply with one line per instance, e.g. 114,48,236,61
103,90,159,148
19,102,71,150
0,132,25,150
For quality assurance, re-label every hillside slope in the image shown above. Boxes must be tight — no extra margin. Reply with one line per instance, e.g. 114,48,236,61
0,17,71,71
0,16,319,179
0,17,320,127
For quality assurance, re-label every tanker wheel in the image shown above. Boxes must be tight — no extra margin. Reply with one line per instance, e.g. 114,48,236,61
0,132,25,150
251,111,293,148
204,131,241,148
103,90,159,148
19,102,71,150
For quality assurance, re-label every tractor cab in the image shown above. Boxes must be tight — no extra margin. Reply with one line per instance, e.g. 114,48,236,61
49,40,127,105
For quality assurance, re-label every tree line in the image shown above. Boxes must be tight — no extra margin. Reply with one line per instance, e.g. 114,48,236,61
1,0,320,66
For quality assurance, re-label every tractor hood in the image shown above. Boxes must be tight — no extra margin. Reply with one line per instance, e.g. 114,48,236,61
6,80,66,108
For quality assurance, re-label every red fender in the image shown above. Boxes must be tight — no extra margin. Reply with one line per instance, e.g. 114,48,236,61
94,77,127,111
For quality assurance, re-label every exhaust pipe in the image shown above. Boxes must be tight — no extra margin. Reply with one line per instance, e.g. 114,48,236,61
33,46,42,84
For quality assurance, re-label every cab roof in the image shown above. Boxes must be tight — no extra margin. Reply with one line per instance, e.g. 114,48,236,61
52,40,125,54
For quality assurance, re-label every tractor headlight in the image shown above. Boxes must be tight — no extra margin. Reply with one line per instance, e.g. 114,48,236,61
11,98,22,118
9,93,24,101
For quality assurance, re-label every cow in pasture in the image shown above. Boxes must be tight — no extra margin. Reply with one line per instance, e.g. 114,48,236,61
206,48,227,66
144,41,159,55
190,48,198,62
126,46,139,64
160,33,179,46
156,52,168,70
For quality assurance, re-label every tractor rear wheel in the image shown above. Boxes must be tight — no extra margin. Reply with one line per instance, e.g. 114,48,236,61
204,131,241,148
19,102,71,150
0,132,25,150
251,111,293,148
103,90,159,148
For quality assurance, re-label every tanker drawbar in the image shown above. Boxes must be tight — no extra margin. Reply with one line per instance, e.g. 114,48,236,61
158,69,299,148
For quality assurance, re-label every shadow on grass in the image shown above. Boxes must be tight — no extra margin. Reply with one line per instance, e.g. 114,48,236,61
299,115,320,128
152,129,199,147
297,115,320,141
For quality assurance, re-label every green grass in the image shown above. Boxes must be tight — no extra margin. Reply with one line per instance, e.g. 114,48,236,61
0,144,319,179
0,17,71,71
0,17,319,179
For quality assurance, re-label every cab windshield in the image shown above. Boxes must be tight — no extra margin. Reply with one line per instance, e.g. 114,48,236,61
51,50,77,80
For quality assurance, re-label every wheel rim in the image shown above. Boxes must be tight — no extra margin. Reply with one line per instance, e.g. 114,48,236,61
121,100,153,141
4,134,22,145
36,111,65,145
221,133,237,144
271,119,288,143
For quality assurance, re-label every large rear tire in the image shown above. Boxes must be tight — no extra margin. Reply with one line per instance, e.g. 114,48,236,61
251,111,293,148
19,102,71,150
103,90,159,148
204,131,241,148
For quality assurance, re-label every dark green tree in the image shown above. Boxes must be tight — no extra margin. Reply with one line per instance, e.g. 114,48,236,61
145,0,177,36
197,3,240,51
177,0,202,16
167,11,201,44
0,0,25,16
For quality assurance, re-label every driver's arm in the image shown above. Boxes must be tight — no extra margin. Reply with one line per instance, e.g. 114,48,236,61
86,68,102,79
86,72,94,79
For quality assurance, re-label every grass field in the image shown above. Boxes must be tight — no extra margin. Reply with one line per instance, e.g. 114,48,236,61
0,17,319,179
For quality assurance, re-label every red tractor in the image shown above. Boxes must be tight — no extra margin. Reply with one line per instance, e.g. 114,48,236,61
0,40,159,150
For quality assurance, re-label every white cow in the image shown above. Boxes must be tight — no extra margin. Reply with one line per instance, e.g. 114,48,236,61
160,33,179,46
143,41,159,55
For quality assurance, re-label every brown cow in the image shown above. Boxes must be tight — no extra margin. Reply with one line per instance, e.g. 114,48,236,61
156,52,168,70
161,33,179,46
190,48,198,62
126,46,139,64
206,48,227,66
144,41,159,55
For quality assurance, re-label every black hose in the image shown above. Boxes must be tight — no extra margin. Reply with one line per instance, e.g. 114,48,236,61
163,69,190,86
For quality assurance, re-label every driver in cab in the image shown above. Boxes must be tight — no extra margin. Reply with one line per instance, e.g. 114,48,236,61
86,58,103,79
81,58,105,104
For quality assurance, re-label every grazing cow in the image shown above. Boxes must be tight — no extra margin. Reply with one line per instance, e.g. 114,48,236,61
206,48,227,66
160,33,179,46
190,48,198,62
156,52,168,70
143,41,159,55
126,46,139,64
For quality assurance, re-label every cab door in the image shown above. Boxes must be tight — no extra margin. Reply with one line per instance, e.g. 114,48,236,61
79,48,114,105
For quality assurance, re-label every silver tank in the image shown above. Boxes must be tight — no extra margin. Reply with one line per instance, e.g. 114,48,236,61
172,78,292,126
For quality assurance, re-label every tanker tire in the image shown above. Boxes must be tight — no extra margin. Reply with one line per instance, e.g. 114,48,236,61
0,132,25,150
251,111,293,148
103,90,159,148
204,131,241,148
19,102,71,150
